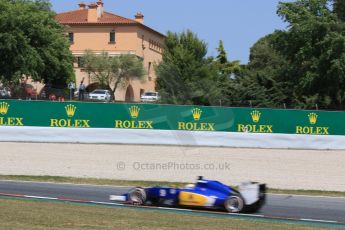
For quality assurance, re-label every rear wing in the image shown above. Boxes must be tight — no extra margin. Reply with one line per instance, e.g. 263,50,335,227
239,182,266,205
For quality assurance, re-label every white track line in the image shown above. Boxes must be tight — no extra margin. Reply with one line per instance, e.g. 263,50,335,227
0,179,131,188
300,218,338,223
24,195,57,200
90,201,124,206
268,193,345,199
229,213,265,218
158,207,193,212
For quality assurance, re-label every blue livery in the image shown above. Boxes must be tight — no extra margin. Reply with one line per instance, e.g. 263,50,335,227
110,177,266,213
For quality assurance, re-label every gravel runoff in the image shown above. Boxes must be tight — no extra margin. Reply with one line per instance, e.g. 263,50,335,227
1,142,344,191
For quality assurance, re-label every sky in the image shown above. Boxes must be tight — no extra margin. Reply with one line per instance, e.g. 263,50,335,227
51,0,292,64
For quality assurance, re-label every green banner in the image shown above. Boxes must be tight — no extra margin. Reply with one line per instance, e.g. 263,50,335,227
0,100,344,135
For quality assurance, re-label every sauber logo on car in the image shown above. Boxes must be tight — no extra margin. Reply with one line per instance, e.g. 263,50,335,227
50,104,90,128
0,102,24,126
179,192,215,207
179,192,208,206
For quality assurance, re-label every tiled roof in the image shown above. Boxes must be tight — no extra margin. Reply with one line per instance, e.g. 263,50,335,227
55,9,165,37
55,9,138,25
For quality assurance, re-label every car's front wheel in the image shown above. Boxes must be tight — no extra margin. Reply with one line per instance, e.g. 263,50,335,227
224,195,244,213
128,188,147,205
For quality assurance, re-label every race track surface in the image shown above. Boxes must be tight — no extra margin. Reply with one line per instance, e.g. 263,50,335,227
0,180,344,223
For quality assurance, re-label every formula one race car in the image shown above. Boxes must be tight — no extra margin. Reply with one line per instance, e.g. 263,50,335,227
110,177,266,213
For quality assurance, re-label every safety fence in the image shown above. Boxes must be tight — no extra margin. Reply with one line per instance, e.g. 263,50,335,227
0,100,344,149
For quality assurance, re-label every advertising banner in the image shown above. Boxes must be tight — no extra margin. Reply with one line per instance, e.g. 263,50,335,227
0,100,344,136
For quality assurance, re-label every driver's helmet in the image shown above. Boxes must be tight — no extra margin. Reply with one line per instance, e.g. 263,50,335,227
184,184,195,189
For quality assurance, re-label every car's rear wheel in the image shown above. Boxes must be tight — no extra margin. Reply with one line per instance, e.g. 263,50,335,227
224,195,244,213
128,188,147,205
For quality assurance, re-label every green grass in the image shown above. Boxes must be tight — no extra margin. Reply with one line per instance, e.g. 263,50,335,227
1,174,345,197
0,175,187,187
266,188,345,197
0,198,335,230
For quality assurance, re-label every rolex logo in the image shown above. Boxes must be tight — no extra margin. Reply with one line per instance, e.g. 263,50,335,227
51,104,89,128
308,112,318,125
0,102,9,115
65,104,77,118
192,108,202,121
129,106,140,119
251,110,261,123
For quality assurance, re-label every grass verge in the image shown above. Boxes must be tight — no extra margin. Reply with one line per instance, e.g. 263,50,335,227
0,174,344,197
0,198,334,230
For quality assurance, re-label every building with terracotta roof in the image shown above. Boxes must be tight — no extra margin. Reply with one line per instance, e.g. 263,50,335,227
55,0,164,101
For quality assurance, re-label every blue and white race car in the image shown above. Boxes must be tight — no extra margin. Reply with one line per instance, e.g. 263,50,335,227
110,177,266,213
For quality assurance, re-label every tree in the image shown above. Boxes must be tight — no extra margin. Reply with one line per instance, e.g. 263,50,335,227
214,40,242,76
0,0,74,88
242,0,345,109
212,40,244,106
274,0,345,109
156,30,222,105
333,0,345,21
242,33,291,108
216,40,228,64
82,50,145,100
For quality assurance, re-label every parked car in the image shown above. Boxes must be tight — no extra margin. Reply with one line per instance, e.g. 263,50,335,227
88,89,112,102
140,92,160,103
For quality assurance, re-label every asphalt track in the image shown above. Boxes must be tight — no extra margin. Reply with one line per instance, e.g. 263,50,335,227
1,180,344,228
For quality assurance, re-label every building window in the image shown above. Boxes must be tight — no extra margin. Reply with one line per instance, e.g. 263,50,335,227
109,30,116,43
148,39,162,53
148,62,152,75
73,56,78,68
142,35,146,49
77,57,84,68
68,32,74,43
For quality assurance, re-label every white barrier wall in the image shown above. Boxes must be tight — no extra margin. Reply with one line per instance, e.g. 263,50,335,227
1,126,345,150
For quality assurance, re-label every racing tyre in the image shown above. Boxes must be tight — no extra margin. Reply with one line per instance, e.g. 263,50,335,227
128,188,147,205
224,195,244,213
